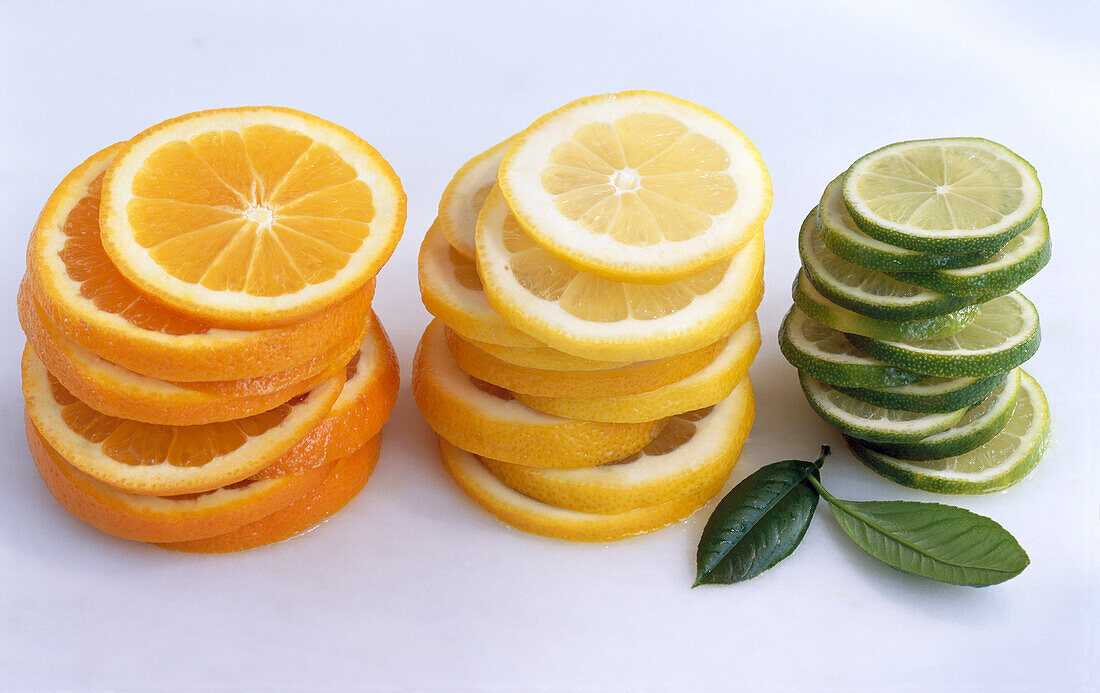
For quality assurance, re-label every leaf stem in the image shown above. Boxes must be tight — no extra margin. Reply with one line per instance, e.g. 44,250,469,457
805,474,837,504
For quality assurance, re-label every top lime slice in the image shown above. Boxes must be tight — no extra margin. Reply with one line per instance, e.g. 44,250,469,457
842,138,1042,254
818,175,1000,271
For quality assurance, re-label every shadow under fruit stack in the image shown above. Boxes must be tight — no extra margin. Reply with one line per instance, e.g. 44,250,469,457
19,107,404,552
414,91,772,541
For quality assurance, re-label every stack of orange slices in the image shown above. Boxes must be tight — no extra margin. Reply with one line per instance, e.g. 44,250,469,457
19,107,404,552
414,92,771,541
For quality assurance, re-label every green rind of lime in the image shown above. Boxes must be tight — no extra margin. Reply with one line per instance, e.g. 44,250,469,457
890,210,1051,297
847,370,1048,493
849,368,1021,460
792,270,980,342
799,372,966,443
842,137,1042,254
799,208,983,321
836,371,1007,414
818,175,1001,271
847,291,1040,378
778,307,923,389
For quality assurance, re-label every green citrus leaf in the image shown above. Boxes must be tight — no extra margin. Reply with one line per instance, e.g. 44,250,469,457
694,450,826,586
822,497,1029,586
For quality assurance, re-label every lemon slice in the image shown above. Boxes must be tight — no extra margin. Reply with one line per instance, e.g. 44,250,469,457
843,138,1041,254
453,333,634,372
438,137,513,259
417,220,541,347
411,320,664,468
482,380,753,514
438,437,723,542
476,186,764,362
516,317,760,423
100,107,406,327
447,326,726,398
498,91,772,281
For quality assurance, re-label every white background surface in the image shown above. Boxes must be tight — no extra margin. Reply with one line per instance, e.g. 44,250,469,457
1,1,1097,691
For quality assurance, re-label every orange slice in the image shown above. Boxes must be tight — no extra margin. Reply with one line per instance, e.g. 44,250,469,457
158,436,381,553
413,319,664,468
438,137,513,258
28,144,375,382
27,419,330,544
254,317,399,479
438,437,723,542
22,347,344,496
418,220,542,348
19,280,364,424
447,325,726,398
99,107,405,327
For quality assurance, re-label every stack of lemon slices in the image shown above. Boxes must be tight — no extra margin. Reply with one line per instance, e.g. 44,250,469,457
779,138,1051,494
19,107,404,552
414,91,772,541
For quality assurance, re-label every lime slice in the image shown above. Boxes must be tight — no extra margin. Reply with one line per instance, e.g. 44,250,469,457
778,308,923,389
848,369,1022,460
799,208,981,320
842,138,1042,254
799,372,967,443
792,271,980,342
835,371,1007,413
849,370,1047,493
891,210,1051,297
818,175,1000,271
848,291,1040,378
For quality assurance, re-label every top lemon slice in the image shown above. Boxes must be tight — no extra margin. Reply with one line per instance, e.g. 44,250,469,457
100,107,406,327
842,138,1041,254
498,91,772,281
437,137,513,259
476,187,764,362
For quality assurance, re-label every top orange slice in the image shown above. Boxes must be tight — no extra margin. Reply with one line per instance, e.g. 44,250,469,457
28,144,373,382
99,107,405,327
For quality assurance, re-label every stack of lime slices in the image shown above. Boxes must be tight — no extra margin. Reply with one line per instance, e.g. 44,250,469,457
779,138,1052,494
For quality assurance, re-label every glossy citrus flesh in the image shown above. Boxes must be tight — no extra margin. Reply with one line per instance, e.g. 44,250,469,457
99,107,405,326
